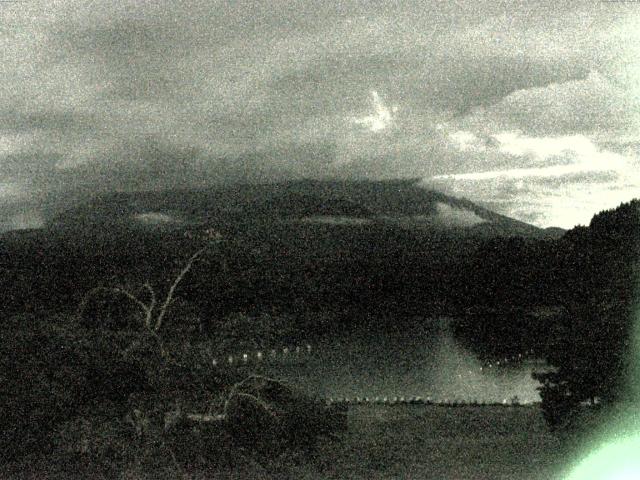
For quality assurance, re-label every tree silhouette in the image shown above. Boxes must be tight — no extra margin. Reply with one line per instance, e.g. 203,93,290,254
77,228,223,361
535,200,640,427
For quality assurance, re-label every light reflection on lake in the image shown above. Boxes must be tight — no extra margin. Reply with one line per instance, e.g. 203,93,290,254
260,318,545,404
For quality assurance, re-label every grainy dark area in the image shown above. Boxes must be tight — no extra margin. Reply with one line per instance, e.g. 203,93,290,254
2,404,579,479
1,1,639,478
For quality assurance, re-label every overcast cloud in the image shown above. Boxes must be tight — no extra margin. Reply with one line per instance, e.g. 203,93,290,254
1,0,639,229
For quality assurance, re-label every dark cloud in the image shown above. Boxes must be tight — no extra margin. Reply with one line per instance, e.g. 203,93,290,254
526,171,620,188
0,109,95,134
41,140,341,198
0,0,638,229
269,51,587,121
460,71,637,136
48,20,190,102
0,152,60,182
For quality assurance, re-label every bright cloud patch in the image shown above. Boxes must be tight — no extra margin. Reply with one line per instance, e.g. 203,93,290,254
0,210,44,232
379,204,487,229
435,164,612,181
0,133,29,155
435,131,640,228
439,132,628,180
494,132,625,167
134,212,179,225
448,131,487,152
296,215,372,226
352,91,398,133
434,202,486,227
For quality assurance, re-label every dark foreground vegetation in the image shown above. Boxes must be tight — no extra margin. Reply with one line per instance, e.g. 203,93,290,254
0,181,638,476
2,402,584,479
0,309,348,474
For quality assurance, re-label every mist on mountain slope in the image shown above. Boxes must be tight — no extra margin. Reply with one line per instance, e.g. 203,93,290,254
44,179,557,239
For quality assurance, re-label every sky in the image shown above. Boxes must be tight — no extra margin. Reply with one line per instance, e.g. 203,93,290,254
1,0,639,230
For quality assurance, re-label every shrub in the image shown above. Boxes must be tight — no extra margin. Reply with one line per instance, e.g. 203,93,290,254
0,314,156,461
221,375,347,456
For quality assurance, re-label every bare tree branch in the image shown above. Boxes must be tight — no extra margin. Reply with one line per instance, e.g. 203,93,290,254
76,234,221,365
77,286,152,325
222,374,282,418
185,413,226,423
114,286,154,327
153,246,207,332
142,282,157,329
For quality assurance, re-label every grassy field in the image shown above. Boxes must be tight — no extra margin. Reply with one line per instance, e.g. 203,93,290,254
2,404,581,480
286,404,571,480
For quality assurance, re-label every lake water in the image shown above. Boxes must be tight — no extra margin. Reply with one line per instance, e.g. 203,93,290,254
252,318,546,404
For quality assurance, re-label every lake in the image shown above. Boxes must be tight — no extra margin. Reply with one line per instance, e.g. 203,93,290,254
251,318,546,404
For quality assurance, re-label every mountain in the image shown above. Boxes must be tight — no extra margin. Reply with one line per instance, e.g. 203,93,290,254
47,179,560,239
0,179,564,333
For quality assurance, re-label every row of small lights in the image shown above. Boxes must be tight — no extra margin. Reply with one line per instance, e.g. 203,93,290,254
325,397,535,406
211,344,313,367
210,346,540,370
327,396,426,404
480,349,537,371
208,345,539,406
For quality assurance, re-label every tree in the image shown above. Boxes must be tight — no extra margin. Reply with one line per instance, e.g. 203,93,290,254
77,228,223,362
534,200,639,428
534,299,631,428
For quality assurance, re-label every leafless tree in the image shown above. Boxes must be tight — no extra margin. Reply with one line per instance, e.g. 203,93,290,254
77,229,222,361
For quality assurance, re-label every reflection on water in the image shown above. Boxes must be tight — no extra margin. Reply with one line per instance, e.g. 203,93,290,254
258,318,545,404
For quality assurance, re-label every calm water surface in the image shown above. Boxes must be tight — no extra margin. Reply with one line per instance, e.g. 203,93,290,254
259,318,545,404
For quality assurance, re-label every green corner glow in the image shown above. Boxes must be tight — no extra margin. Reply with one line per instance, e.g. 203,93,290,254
566,434,640,480
565,256,640,480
